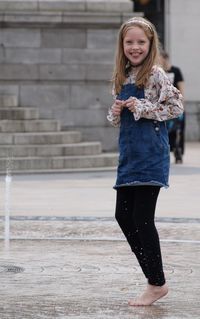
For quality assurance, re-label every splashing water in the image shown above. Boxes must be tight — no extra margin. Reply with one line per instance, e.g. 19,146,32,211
4,158,12,250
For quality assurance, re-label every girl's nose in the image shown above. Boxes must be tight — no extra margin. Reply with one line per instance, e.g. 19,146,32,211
131,43,139,50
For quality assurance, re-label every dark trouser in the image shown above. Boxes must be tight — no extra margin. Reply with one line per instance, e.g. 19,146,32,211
168,113,185,159
115,186,165,286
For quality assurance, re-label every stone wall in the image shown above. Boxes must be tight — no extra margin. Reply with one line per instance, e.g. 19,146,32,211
0,0,136,151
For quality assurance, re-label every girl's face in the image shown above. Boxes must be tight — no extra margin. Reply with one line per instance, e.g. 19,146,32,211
123,26,150,67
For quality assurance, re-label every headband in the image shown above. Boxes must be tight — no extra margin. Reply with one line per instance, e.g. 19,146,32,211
126,18,153,32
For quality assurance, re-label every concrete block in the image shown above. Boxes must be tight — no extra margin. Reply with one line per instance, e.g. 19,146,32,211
0,119,60,132
0,65,38,80
62,142,102,156
0,85,19,96
20,85,70,112
0,0,37,11
0,142,101,157
0,145,28,157
1,48,62,64
8,157,54,170
0,95,18,107
39,0,85,11
87,29,118,49
13,131,82,145
39,64,86,80
86,0,132,12
86,1,116,12
36,142,101,156
0,107,39,120
41,29,86,49
76,126,119,151
0,28,40,48
70,83,113,109
0,0,132,13
0,151,118,171
62,12,121,25
85,63,113,81
60,109,108,127
62,48,114,64
62,153,118,169
0,133,13,145
0,146,13,157
3,12,62,24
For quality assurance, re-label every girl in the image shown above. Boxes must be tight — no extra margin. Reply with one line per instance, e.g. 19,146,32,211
107,17,183,306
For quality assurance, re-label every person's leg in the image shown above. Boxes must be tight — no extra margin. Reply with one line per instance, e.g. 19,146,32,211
168,130,175,153
115,187,149,278
128,186,168,306
174,125,183,163
180,113,185,155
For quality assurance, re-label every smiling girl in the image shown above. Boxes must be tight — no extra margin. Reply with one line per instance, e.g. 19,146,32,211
107,17,183,306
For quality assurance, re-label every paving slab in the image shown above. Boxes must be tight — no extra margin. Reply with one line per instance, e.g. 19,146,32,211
0,218,200,319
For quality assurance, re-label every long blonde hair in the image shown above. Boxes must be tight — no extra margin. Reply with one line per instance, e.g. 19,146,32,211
112,17,160,95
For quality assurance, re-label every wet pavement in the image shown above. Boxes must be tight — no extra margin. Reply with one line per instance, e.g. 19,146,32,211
0,218,200,319
0,142,200,318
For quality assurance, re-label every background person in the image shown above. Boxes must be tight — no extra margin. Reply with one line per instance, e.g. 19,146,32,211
160,50,185,163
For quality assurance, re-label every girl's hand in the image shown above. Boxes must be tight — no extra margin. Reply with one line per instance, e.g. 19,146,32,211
111,99,124,116
124,97,137,113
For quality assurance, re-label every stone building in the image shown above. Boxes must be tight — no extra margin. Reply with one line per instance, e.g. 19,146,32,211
0,0,199,160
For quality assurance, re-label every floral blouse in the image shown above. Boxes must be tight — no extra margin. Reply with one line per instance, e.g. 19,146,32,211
107,65,184,127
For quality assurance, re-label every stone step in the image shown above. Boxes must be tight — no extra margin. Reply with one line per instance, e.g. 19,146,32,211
0,95,18,107
0,142,102,157
0,107,39,120
0,153,118,172
0,119,60,132
0,131,82,145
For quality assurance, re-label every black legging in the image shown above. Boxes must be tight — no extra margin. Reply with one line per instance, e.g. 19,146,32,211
115,186,165,286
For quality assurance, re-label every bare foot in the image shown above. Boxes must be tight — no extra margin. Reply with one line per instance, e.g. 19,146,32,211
128,283,168,306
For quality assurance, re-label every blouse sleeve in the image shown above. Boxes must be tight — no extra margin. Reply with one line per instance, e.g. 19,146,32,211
107,86,121,127
133,67,184,122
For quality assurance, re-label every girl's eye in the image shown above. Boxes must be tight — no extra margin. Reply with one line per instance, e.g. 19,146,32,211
125,41,132,44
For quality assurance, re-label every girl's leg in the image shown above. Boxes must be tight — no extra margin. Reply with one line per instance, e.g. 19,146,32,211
132,186,164,286
128,185,168,306
115,187,149,278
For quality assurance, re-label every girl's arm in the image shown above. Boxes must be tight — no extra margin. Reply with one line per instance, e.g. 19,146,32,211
107,87,122,127
132,67,184,122
107,101,123,127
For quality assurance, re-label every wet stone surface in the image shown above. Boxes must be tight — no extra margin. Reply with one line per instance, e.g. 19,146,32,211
0,219,200,319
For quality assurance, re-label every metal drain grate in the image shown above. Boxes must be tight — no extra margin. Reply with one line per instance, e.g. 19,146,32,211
0,265,24,274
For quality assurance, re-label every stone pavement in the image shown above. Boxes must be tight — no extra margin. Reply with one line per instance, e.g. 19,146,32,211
0,142,199,218
0,219,200,319
0,142,200,318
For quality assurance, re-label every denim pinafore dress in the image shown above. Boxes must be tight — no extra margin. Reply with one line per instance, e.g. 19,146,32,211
114,83,170,189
